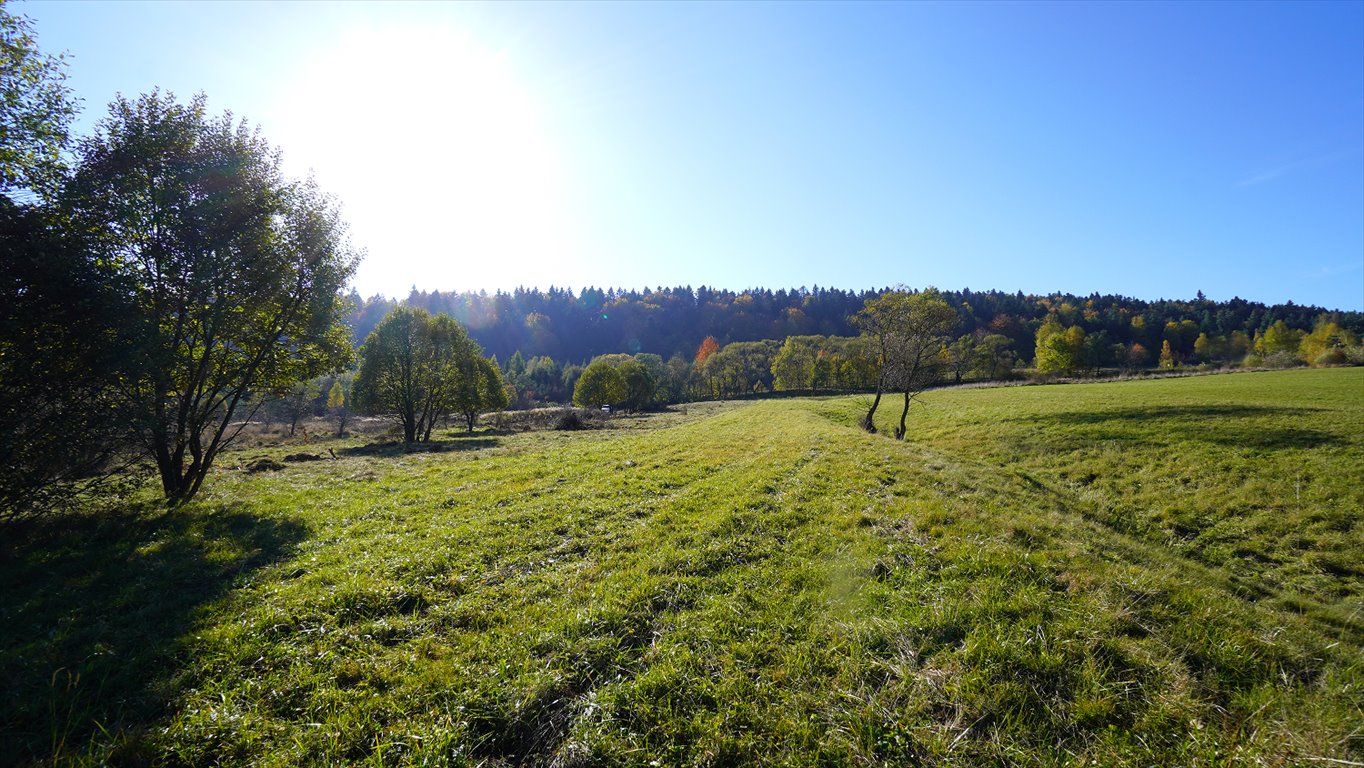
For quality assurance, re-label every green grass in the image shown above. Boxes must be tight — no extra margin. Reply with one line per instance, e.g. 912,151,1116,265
3,369,1360,766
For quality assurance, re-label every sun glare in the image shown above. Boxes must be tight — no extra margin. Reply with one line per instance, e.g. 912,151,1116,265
271,24,577,296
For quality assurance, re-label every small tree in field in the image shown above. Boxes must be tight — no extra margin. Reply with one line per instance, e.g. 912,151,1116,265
454,356,509,432
327,376,351,436
944,334,975,384
855,288,958,438
1158,340,1177,369
281,380,319,437
353,307,493,443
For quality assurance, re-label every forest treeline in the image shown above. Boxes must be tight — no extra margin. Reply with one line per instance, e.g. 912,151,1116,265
351,285,1361,366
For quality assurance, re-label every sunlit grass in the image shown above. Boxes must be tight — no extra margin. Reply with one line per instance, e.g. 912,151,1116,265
3,369,1360,765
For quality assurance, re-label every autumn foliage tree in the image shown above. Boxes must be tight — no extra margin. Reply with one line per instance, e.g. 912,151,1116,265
1298,317,1357,366
694,336,720,369
327,375,350,436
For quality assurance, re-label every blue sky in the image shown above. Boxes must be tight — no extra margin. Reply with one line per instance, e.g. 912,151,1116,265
20,0,1364,309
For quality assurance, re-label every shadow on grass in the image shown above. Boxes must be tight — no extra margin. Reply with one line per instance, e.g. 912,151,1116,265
1014,404,1343,450
340,436,499,457
0,503,308,764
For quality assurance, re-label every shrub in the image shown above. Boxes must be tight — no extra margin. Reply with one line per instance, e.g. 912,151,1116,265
1314,349,1347,367
554,410,588,431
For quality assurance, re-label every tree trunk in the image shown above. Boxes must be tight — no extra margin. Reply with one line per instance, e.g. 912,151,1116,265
464,412,476,432
861,381,884,433
894,389,911,440
157,456,196,505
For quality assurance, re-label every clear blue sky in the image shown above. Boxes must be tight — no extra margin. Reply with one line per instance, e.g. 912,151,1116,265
19,0,1364,310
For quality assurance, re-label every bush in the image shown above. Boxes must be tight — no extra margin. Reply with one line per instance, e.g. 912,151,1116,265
1314,349,1347,367
1243,351,1300,370
554,410,591,431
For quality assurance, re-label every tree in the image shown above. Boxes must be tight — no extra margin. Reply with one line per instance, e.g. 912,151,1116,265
352,307,487,442
521,355,565,404
1125,342,1150,371
665,353,697,402
64,91,358,504
454,355,509,432
0,6,128,519
573,359,627,408
1034,319,1088,376
1255,320,1304,356
327,375,351,436
1163,319,1199,361
1193,332,1215,363
617,360,654,410
1158,340,1177,369
1081,329,1111,375
561,363,585,401
772,336,817,391
694,336,720,369
1,4,77,200
972,333,1014,380
854,289,957,438
630,353,670,407
1298,317,1357,366
0,198,142,519
702,340,779,398
944,334,976,384
281,379,320,437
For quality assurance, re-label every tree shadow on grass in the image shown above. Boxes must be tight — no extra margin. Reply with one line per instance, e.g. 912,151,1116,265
340,435,499,458
1011,404,1343,450
0,503,308,764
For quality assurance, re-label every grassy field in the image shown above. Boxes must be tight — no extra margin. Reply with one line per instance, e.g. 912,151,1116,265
3,368,1360,766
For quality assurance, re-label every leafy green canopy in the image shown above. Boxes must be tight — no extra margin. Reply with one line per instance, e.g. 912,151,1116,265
573,353,665,409
0,198,141,519
64,91,358,503
0,3,76,200
854,288,958,437
353,306,506,441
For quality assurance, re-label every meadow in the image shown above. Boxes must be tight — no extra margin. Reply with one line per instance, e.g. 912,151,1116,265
3,368,1360,766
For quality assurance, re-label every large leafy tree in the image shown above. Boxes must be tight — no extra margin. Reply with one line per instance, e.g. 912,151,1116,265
855,288,958,438
64,91,358,504
0,6,135,519
572,359,627,409
1034,317,1087,376
0,198,142,518
353,307,500,441
0,2,76,200
772,336,817,391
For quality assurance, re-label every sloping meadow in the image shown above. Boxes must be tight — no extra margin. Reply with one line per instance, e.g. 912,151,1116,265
4,370,1360,765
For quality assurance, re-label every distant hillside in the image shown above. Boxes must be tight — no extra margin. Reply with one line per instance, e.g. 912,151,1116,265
344,286,1362,365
